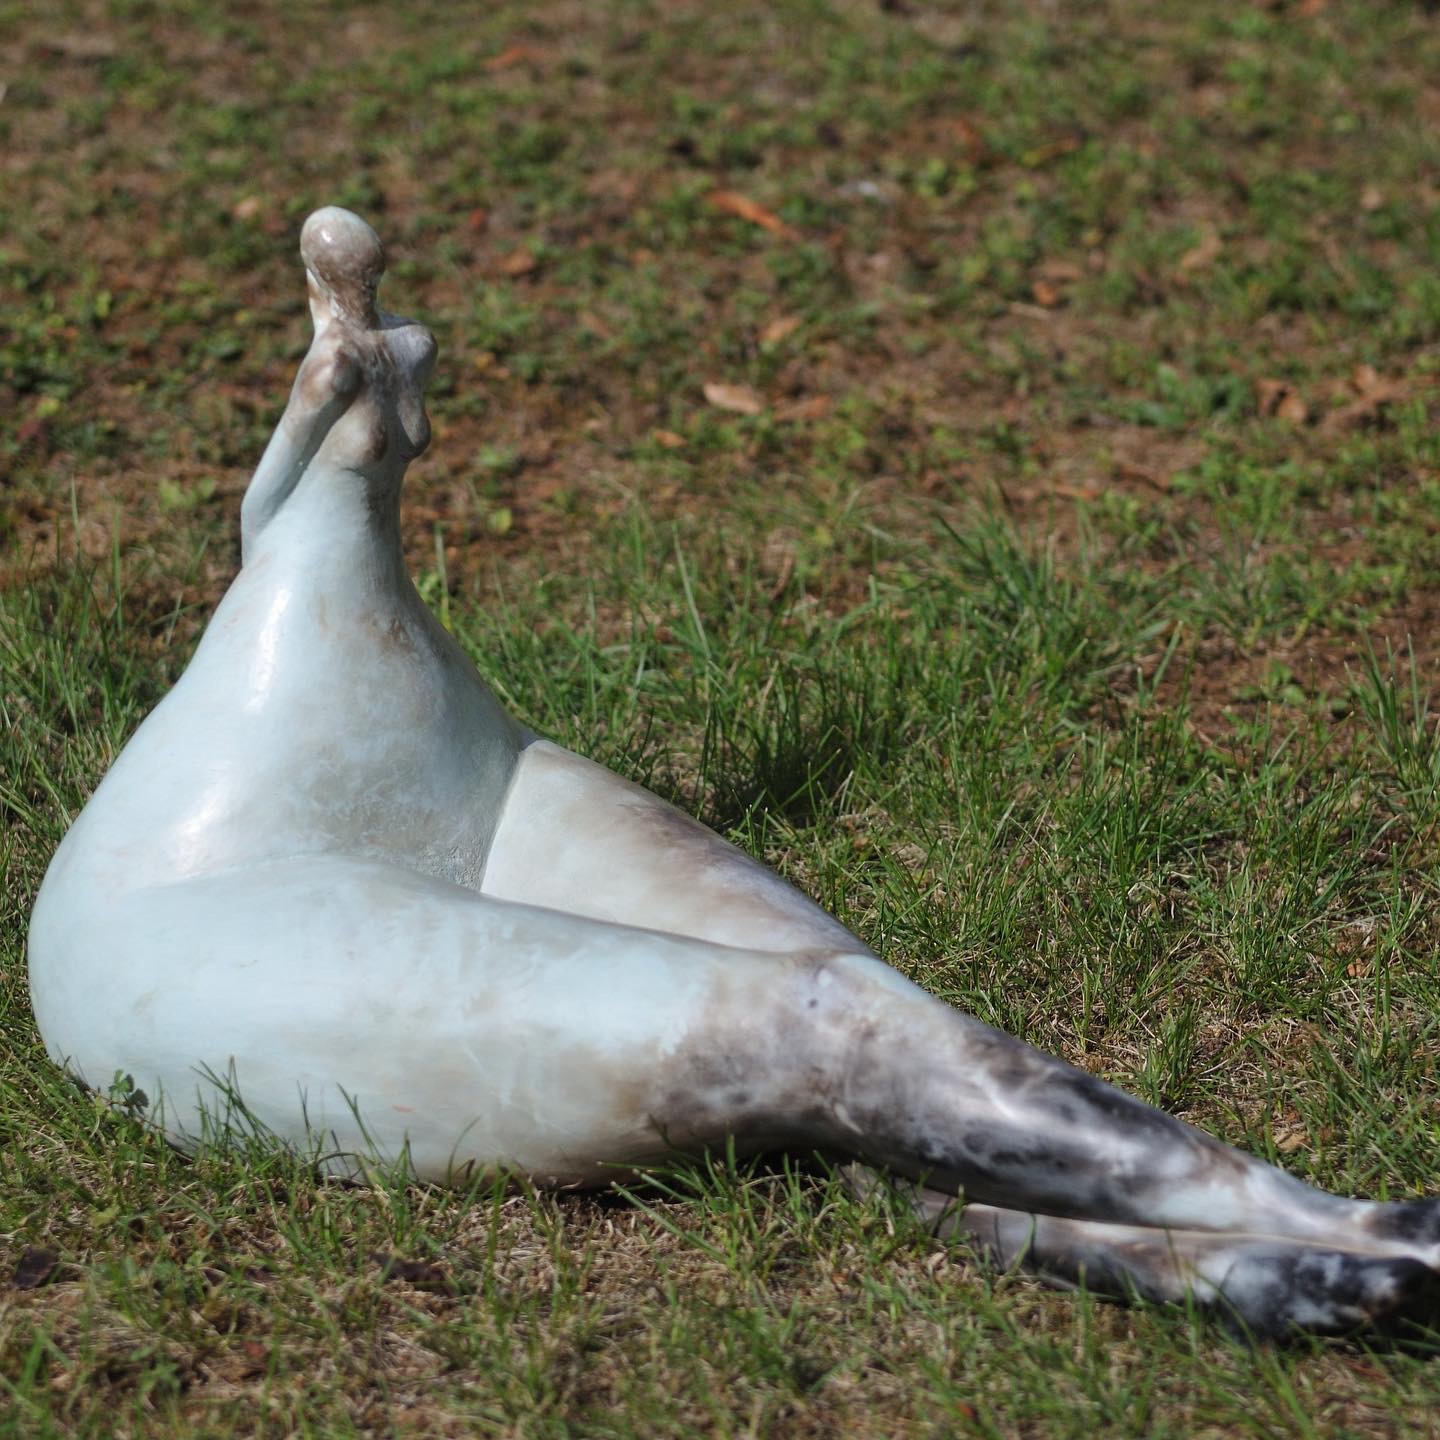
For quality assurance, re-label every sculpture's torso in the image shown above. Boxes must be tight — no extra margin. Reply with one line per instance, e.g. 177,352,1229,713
43,308,524,903
43,474,521,909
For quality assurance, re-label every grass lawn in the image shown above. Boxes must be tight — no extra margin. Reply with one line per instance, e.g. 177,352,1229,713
4,0,1440,1433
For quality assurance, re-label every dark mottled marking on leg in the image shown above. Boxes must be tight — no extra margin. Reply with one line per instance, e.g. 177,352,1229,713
1209,1250,1439,1339
644,950,1426,1283
861,1175,1440,1339
1367,1197,1440,1246
834,1008,1268,1226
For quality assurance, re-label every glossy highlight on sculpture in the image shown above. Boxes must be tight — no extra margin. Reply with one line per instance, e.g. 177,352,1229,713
28,207,1440,1337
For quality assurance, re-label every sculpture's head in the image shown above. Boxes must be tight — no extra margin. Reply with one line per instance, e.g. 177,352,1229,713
301,206,384,328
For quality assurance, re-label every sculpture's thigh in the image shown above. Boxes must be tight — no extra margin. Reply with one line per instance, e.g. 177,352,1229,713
29,855,790,1184
484,738,866,955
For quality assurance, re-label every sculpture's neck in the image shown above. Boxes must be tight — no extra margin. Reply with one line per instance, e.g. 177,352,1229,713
245,468,410,597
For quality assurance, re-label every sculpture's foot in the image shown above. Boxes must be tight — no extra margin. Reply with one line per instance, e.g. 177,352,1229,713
845,1166,1440,1338
1366,1195,1440,1247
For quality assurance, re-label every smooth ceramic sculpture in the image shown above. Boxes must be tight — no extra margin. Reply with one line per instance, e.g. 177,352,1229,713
28,208,1440,1335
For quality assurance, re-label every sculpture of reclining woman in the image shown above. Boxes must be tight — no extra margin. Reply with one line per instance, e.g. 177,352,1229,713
29,208,1440,1337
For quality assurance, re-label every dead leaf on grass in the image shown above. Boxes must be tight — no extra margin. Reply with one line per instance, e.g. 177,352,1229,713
499,248,538,277
1177,227,1222,275
1008,301,1057,321
1275,391,1309,425
760,530,797,602
652,429,687,449
11,1247,59,1290
777,394,832,421
1031,279,1063,308
483,43,544,72
578,312,613,341
36,35,117,61
760,315,802,345
1021,134,1083,168
1321,365,1407,433
1256,377,1310,425
703,382,765,416
708,190,801,242
1114,461,1169,491
231,196,263,222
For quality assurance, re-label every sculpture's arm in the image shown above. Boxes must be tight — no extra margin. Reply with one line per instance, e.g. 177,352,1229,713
239,343,362,561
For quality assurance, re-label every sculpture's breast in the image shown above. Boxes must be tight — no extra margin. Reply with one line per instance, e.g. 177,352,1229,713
319,392,390,469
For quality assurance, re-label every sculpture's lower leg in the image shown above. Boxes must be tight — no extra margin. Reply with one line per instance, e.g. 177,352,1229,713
775,956,1440,1331
844,1168,1437,1336
809,959,1429,1248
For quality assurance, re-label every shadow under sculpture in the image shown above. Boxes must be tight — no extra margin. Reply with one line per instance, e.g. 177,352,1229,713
28,207,1440,1338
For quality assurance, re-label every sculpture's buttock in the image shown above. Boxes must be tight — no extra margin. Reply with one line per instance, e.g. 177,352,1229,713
27,207,1440,1339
